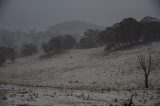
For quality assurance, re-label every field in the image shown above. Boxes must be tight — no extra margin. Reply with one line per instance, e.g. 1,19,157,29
0,42,160,106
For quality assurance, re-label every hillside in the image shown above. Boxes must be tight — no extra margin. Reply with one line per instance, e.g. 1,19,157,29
48,20,104,33
0,21,104,50
47,20,105,40
0,42,160,106
0,42,160,89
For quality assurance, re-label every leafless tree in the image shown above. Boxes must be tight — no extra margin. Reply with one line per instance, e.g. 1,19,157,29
138,54,152,88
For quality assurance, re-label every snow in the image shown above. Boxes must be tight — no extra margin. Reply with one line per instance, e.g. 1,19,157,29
0,84,159,106
0,42,160,105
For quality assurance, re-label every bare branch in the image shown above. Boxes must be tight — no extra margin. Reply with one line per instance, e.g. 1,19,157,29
138,54,152,88
138,55,147,74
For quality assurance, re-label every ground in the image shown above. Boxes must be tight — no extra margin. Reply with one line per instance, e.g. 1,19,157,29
0,42,160,106
0,84,160,106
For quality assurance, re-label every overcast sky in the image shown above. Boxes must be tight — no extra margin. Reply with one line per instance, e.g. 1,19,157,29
0,0,159,31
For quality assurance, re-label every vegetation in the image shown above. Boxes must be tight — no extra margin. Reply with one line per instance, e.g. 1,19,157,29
42,35,76,54
0,16,159,54
78,29,101,49
21,44,38,56
141,17,160,42
5,47,17,62
138,54,153,88
99,16,160,51
0,53,6,66
0,47,17,66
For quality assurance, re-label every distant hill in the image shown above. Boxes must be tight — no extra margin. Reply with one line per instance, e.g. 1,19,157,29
0,21,104,50
47,20,105,40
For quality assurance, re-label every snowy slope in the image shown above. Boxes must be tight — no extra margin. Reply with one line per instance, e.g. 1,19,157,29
0,42,160,90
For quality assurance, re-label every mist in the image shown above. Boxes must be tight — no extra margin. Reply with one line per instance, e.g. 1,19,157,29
0,1,160,106
0,0,159,31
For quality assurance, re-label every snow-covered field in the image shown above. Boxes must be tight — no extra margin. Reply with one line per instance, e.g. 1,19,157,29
0,84,160,106
0,42,160,105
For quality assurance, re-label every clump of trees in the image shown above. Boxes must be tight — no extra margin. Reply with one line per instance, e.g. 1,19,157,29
0,47,17,66
78,29,101,49
140,17,160,42
21,44,38,56
99,16,160,51
0,43,39,66
42,35,76,54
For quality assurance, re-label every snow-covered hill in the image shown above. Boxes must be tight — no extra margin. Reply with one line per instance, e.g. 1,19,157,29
0,42,160,90
0,42,160,106
48,20,104,34
47,20,105,40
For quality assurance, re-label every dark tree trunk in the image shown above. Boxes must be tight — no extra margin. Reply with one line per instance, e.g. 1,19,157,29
145,75,149,88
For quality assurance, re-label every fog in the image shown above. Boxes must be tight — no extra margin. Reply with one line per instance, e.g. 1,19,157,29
0,1,160,106
0,0,159,31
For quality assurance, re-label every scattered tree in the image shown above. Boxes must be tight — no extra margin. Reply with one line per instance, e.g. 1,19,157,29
138,54,152,88
42,35,77,54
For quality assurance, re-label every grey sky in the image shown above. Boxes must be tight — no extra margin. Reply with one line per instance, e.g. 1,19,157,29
0,0,159,31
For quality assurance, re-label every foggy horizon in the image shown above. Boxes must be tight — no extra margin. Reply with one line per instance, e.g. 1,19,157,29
0,1,160,106
0,0,160,31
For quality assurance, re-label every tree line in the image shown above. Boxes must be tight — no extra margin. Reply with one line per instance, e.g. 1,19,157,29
99,16,160,51
0,16,159,66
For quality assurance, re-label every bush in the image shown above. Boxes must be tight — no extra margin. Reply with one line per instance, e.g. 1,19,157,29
21,44,38,56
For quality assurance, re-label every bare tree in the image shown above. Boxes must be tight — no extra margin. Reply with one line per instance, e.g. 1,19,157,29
138,54,152,88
